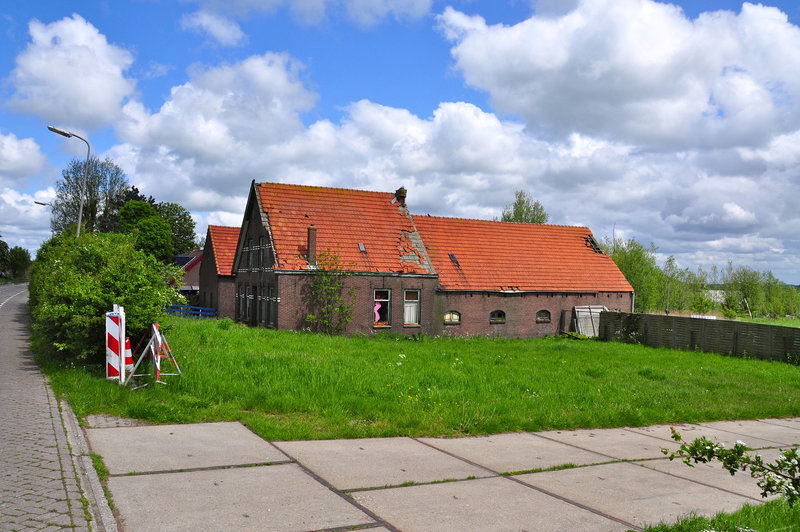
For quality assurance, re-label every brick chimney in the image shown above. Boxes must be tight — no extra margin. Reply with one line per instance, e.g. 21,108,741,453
307,225,316,266
395,187,407,207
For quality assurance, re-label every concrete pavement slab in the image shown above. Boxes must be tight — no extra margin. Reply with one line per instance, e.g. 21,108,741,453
418,432,610,474
637,449,784,500
519,461,754,530
698,419,800,447
536,426,669,460
352,476,627,532
108,463,375,532
627,422,787,450
86,421,288,474
758,417,800,430
274,437,489,490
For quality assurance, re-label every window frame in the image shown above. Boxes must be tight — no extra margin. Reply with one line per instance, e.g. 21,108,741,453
489,310,506,324
403,289,421,326
443,310,461,325
373,289,391,327
536,310,551,324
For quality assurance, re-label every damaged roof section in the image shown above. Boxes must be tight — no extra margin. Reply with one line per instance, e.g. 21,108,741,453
256,182,434,274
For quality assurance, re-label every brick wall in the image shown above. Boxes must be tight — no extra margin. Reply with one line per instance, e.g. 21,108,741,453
275,272,438,336
433,290,634,338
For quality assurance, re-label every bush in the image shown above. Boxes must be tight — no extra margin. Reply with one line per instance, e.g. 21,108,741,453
29,231,184,364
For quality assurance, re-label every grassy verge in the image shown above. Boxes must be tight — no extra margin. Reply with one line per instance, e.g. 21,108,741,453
40,316,800,441
741,315,800,328
643,499,800,531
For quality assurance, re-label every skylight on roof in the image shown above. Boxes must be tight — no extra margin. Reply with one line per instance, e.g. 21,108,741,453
448,253,460,266
358,243,366,252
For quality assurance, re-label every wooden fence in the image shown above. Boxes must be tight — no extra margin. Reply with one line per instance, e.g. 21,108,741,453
165,304,217,319
599,312,800,364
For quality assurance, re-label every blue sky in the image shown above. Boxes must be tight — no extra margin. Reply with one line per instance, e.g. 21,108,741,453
3,0,800,283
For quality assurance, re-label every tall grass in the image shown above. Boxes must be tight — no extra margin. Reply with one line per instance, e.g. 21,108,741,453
41,317,800,441
645,499,800,531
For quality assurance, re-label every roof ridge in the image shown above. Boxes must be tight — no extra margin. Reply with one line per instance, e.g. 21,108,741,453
415,214,588,230
257,181,395,198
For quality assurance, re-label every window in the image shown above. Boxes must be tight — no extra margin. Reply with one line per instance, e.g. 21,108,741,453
374,289,391,326
245,285,251,320
444,311,461,325
247,239,254,270
259,237,266,269
237,285,245,318
404,290,420,326
259,286,265,324
267,286,276,327
490,310,506,324
536,310,551,323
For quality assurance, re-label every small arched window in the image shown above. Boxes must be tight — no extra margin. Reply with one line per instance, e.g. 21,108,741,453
444,311,461,325
536,310,551,323
489,310,506,324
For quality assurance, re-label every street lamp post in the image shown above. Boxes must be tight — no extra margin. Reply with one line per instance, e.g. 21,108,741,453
48,126,91,237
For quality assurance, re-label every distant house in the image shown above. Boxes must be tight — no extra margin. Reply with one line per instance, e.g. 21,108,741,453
213,181,634,337
171,250,203,299
198,225,239,318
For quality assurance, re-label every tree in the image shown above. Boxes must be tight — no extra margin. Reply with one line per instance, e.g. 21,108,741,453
156,202,197,254
51,157,128,234
97,185,156,233
499,190,549,224
119,201,174,262
132,216,174,263
28,231,183,363
0,239,8,276
304,251,357,334
606,238,665,312
7,247,31,278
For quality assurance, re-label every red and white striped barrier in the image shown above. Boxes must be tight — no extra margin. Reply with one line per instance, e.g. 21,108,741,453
105,305,127,382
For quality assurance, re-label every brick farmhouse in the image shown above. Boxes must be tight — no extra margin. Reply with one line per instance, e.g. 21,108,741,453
199,181,633,337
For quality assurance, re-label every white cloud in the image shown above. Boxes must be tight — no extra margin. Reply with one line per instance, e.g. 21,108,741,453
8,14,135,129
0,187,53,251
438,1,800,149
181,10,246,46
343,0,432,27
0,132,45,186
117,52,316,163
185,0,431,27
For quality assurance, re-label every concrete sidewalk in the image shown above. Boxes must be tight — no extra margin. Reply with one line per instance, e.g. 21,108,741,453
83,416,800,531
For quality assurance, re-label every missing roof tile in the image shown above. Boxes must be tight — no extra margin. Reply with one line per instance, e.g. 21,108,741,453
584,236,604,254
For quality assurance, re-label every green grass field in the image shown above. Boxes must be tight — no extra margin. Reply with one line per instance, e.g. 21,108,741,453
41,316,800,441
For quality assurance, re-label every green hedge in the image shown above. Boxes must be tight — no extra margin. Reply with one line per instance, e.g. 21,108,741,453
29,232,184,364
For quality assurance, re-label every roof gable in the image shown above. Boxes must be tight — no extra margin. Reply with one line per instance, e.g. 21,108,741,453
207,225,240,276
256,182,432,274
413,216,633,293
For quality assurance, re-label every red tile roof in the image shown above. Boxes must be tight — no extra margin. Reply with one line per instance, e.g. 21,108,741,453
413,216,633,293
207,225,240,276
256,182,432,274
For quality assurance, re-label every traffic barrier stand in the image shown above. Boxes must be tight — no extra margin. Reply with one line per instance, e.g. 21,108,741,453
124,322,181,388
